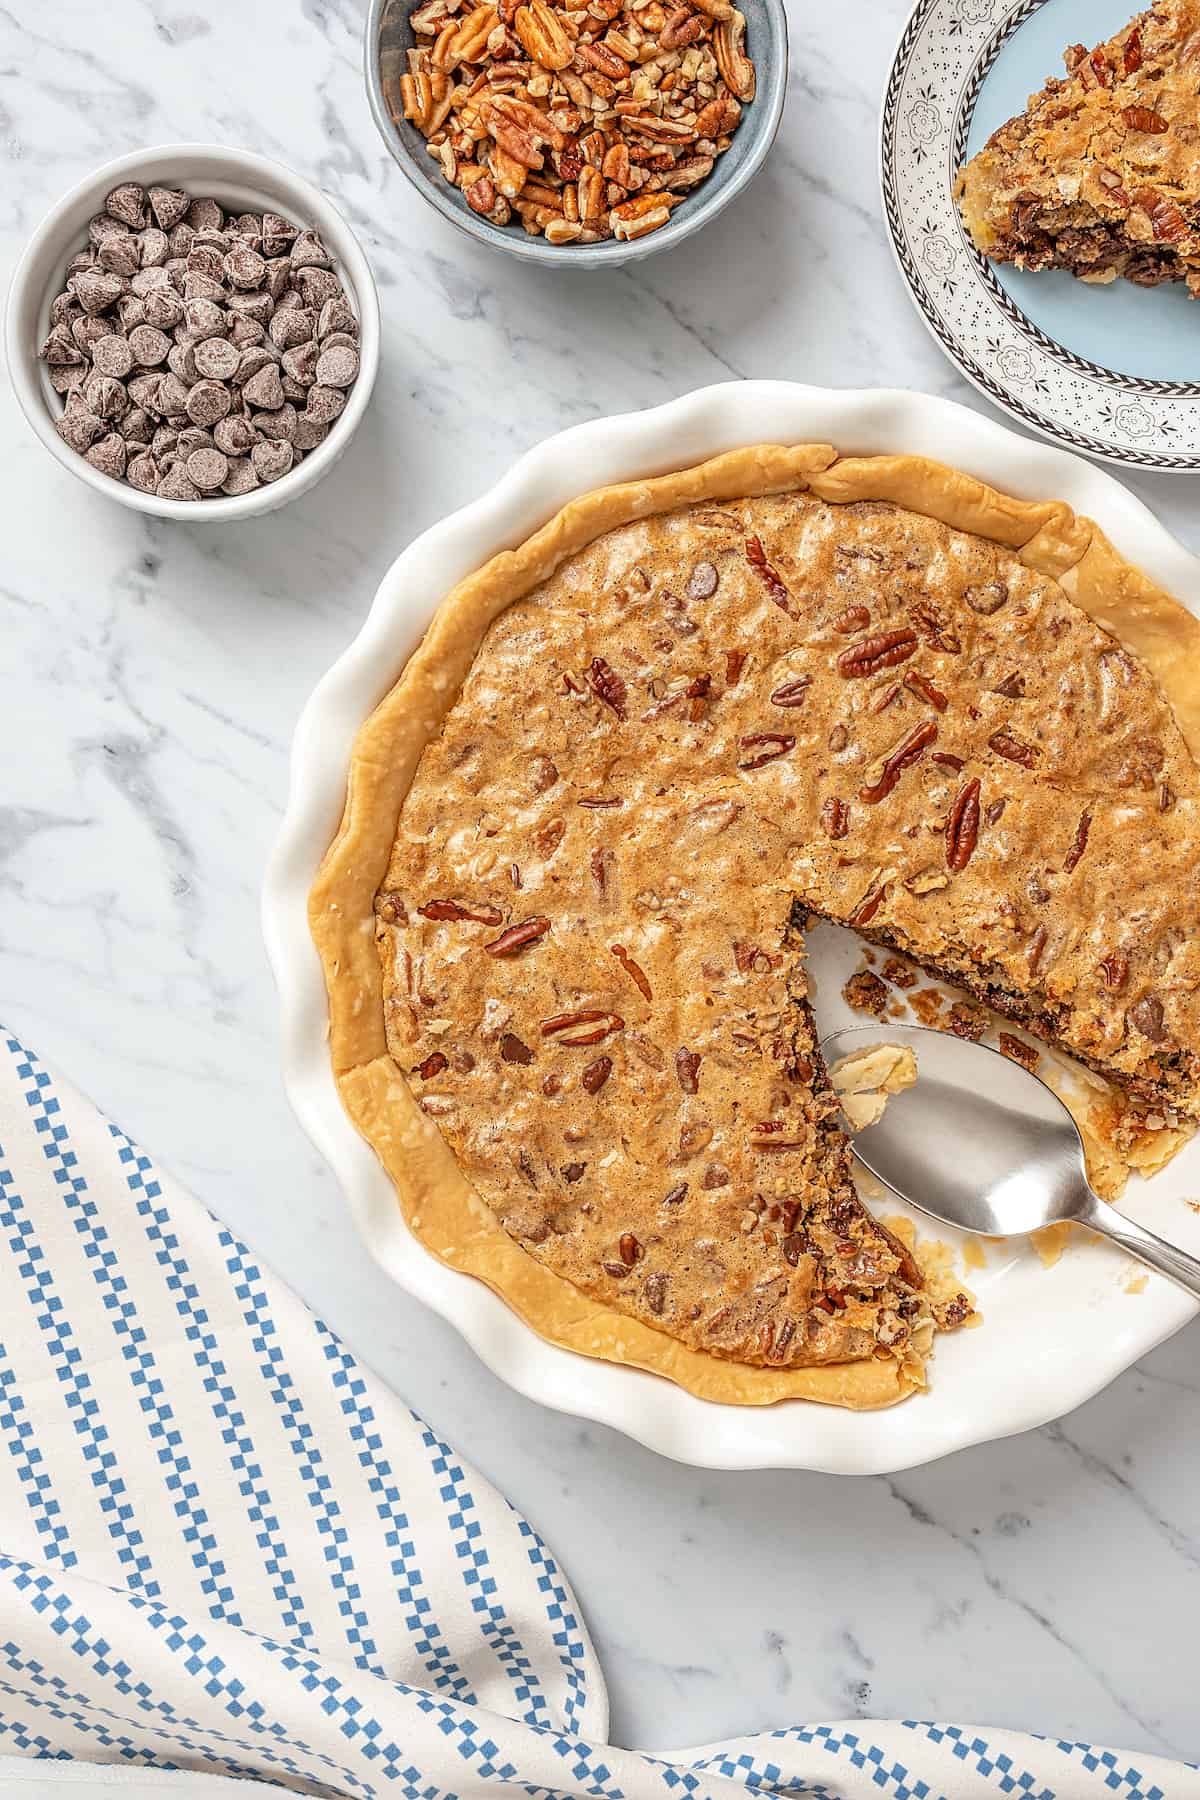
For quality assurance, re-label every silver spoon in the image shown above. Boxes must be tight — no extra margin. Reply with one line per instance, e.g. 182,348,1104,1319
819,1022,1200,1301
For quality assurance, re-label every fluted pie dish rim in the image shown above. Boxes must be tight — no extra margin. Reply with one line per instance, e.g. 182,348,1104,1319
264,381,1200,1473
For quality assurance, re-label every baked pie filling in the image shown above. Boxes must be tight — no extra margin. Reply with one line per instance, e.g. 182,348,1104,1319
311,445,1200,1409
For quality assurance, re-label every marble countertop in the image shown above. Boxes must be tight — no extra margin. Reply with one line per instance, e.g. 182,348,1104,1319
3,0,1198,1766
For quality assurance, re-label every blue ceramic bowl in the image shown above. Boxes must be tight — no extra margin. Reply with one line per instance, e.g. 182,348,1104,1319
365,0,788,266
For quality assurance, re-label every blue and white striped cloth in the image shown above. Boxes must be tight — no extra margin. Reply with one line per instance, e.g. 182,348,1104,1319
0,1028,1193,1800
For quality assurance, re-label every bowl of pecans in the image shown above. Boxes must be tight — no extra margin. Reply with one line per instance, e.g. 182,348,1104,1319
366,0,787,263
6,144,380,519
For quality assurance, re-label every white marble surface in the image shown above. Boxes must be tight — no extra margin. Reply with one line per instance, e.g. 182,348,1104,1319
2,0,1199,1767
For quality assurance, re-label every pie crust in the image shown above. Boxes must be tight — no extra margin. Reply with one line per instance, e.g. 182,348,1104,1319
310,445,1200,1410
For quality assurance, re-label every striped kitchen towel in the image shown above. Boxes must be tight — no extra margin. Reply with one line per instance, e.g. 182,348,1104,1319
0,1027,1194,1800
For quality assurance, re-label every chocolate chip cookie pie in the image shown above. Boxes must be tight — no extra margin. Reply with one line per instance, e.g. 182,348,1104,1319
311,444,1200,1410
956,0,1200,294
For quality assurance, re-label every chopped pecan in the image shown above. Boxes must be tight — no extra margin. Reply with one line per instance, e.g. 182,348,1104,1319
745,535,790,611
578,796,623,809
999,1032,1039,1072
484,916,551,955
1101,951,1129,992
932,751,965,772
860,719,938,803
988,729,1038,769
644,1271,668,1314
1124,24,1143,72
837,629,918,679
848,886,887,929
582,1054,614,1092
675,1047,701,1093
832,605,871,635
946,1001,987,1042
590,845,612,894
1027,925,1049,976
501,1032,534,1064
611,943,653,1000
588,655,627,718
1123,105,1168,132
905,670,948,712
770,676,811,708
738,732,795,770
562,1161,586,1182
415,1051,449,1079
543,1009,625,1046
985,797,1007,827
945,777,981,872
822,795,850,839
725,648,748,686
619,1232,643,1266
529,753,559,792
420,898,505,925
663,1182,688,1204
1063,810,1092,873
536,818,566,858
714,6,755,99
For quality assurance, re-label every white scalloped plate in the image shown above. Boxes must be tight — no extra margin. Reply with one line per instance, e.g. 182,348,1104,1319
263,383,1200,1473
882,0,1200,473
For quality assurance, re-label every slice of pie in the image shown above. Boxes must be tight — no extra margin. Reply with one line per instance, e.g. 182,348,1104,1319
955,0,1200,294
310,444,1200,1410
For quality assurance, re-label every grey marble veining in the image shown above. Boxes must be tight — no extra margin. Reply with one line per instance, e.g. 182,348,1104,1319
2,0,1198,1764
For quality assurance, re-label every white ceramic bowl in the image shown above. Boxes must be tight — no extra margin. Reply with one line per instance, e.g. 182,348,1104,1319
264,381,1200,1474
5,144,380,522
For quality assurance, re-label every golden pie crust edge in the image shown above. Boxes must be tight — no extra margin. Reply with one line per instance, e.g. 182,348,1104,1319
308,443,1200,1412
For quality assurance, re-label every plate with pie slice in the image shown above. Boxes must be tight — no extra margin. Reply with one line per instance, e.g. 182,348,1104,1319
265,381,1200,1473
882,0,1200,472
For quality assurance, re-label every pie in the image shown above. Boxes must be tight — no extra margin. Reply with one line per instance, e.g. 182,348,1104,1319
310,444,1200,1410
955,0,1200,295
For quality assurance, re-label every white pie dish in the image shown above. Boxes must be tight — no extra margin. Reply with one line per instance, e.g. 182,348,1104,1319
263,380,1200,1474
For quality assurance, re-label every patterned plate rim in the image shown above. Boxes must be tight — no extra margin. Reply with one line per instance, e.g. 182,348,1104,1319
881,0,1200,473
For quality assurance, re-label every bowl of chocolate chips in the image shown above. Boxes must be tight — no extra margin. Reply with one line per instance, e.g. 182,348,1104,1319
6,145,380,519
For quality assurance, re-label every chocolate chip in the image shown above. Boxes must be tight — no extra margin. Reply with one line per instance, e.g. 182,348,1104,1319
261,211,297,257
289,228,330,268
56,407,103,451
85,431,127,479
221,456,260,495
97,233,141,278
105,182,148,228
193,336,241,380
71,268,126,314
185,379,232,427
318,294,358,338
315,342,358,388
128,324,171,367
167,340,200,383
156,462,200,501
142,287,184,331
84,372,128,420
242,361,284,410
304,383,346,424
268,306,315,350
186,447,229,491
149,186,189,231
251,437,293,483
127,451,160,492
138,228,169,268
281,339,320,385
91,334,134,378
185,197,224,233
224,245,267,290
214,413,258,456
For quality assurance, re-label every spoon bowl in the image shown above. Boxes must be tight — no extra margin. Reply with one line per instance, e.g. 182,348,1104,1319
820,1023,1200,1301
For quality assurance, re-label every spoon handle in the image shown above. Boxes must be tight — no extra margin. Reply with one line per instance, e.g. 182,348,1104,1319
1080,1196,1200,1302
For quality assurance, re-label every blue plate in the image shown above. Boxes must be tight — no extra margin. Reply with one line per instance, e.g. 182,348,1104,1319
883,0,1200,471
965,0,1200,384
